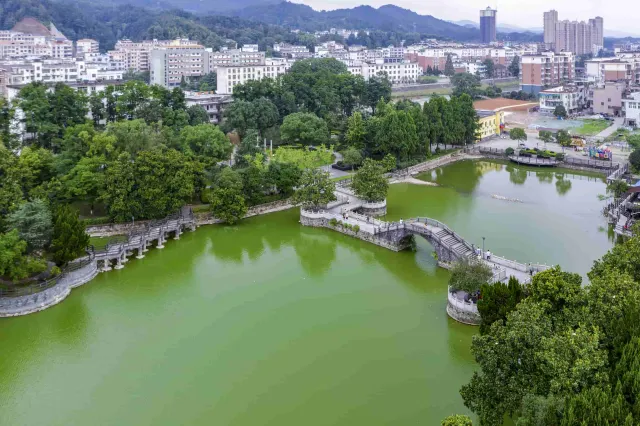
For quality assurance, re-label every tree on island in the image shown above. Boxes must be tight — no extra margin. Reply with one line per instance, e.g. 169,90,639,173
292,169,336,209
509,128,527,143
342,147,363,170
448,258,493,294
50,205,89,265
351,158,388,202
477,276,526,335
554,105,568,119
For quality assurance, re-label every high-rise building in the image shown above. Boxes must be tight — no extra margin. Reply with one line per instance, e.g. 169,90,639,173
543,10,558,49
543,11,603,56
480,7,497,44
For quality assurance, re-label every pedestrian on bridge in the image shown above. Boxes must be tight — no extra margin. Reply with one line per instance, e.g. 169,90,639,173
486,250,491,261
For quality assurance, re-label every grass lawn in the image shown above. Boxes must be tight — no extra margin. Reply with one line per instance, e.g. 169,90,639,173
89,235,128,251
574,119,611,136
392,86,452,99
331,174,354,182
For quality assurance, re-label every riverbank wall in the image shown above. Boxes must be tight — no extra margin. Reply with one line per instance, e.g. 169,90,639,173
300,210,411,252
87,199,295,237
0,258,98,318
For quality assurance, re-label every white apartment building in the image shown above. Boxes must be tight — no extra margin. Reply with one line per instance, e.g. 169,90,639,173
622,92,640,128
0,59,123,98
76,39,99,55
273,43,311,58
539,85,586,114
216,59,294,94
184,91,232,124
108,39,191,72
150,44,208,88
345,59,420,84
208,48,265,68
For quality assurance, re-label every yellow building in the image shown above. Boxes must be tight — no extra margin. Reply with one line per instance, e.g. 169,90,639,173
475,110,505,141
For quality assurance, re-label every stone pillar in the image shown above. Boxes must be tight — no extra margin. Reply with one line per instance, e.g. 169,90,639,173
102,259,112,272
114,256,124,270
136,246,145,259
121,251,129,264
175,228,181,240
157,232,165,249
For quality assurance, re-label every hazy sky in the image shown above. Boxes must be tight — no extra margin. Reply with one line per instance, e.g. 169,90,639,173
294,0,636,33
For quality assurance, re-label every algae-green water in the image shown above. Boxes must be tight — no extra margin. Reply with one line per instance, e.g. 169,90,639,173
0,161,613,425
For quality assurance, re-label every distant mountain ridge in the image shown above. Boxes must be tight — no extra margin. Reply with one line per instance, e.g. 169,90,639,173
225,2,480,40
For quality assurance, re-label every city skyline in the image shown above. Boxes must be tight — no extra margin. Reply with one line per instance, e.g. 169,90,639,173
295,0,638,35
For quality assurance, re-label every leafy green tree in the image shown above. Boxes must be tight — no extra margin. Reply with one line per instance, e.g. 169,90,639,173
477,276,526,335
89,92,106,127
452,94,478,145
561,385,633,425
516,394,564,426
607,179,630,199
210,187,247,225
555,130,572,147
134,149,195,219
234,129,262,168
0,146,23,231
538,130,554,143
342,147,363,169
186,105,210,126
0,229,46,280
441,414,473,426
448,258,493,294
16,82,57,148
629,149,640,172
451,73,481,98
179,124,232,166
50,205,89,265
346,111,366,148
554,105,568,119
444,54,455,76
7,199,53,252
48,82,88,139
17,146,55,195
224,97,279,138
364,74,392,112
508,55,520,77
351,158,388,202
105,119,167,157
280,112,329,146
239,163,266,206
381,154,397,172
510,128,527,142
0,97,18,150
63,156,107,213
266,161,300,197
102,152,139,222
375,109,418,160
482,59,495,78
292,169,336,209
116,80,150,119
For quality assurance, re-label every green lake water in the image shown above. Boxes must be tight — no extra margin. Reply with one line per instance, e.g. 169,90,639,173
0,160,613,426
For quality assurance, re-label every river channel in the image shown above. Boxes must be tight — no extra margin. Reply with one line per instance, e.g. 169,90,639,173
0,160,613,425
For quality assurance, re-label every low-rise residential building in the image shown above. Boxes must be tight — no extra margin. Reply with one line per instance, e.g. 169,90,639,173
273,43,311,58
184,91,232,124
208,48,265,68
0,58,123,98
520,51,575,95
476,110,505,141
108,38,191,72
343,59,420,84
539,85,586,114
622,91,640,127
591,81,626,116
76,39,99,55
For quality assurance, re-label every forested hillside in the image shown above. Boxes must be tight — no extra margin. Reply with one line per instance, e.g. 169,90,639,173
228,2,480,40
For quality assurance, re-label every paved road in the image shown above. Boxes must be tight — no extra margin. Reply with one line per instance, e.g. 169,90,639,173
595,117,624,139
